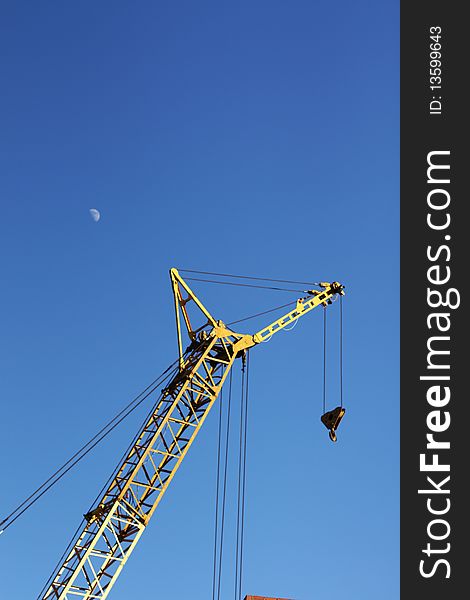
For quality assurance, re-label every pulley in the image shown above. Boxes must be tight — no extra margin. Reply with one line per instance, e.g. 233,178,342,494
321,406,346,442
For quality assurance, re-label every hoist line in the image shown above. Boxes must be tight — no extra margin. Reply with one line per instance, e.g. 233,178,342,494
178,268,321,287
185,277,305,294
212,387,224,600
340,295,343,408
0,355,183,534
234,359,246,600
227,300,298,327
217,369,233,600
323,307,327,414
238,351,250,600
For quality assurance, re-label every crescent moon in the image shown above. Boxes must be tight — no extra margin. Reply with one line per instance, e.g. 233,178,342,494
89,208,101,222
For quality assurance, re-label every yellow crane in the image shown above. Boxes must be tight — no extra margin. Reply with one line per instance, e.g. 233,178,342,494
40,268,345,600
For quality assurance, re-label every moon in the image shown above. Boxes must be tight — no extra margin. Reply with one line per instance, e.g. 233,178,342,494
89,208,101,222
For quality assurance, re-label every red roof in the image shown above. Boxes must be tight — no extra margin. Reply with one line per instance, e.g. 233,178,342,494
244,596,293,600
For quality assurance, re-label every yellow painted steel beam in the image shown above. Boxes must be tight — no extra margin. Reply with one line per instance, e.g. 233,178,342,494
233,281,345,353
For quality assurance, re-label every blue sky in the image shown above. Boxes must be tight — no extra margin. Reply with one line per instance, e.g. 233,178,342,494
0,2,399,598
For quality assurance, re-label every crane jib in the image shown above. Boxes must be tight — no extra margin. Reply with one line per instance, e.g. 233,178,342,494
39,269,345,599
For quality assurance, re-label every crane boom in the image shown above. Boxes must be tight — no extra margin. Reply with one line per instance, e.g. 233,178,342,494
40,269,344,600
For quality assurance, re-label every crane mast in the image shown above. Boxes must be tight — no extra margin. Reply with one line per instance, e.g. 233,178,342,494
40,269,344,600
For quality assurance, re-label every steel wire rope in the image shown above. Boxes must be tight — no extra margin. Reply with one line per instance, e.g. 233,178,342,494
323,306,327,414
216,368,233,600
340,295,343,408
35,354,187,597
238,351,250,600
84,344,194,508
178,268,321,287
184,277,305,294
37,379,179,600
1,355,184,535
84,353,187,506
227,300,298,327
212,387,224,600
234,360,245,600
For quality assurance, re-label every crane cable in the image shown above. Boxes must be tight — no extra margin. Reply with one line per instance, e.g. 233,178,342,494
235,351,250,600
213,369,233,600
211,386,224,600
227,300,298,327
0,354,185,535
4,269,318,535
35,355,187,599
212,355,250,600
178,268,321,287
184,277,305,294
323,306,327,414
181,272,321,333
234,359,245,600
340,295,344,409
322,296,344,413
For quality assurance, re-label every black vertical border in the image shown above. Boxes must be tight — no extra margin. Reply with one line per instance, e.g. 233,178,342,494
401,3,467,598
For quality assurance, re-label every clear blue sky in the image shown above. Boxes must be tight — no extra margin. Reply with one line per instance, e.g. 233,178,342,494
0,2,399,599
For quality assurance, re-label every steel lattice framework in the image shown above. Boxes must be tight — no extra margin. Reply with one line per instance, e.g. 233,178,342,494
40,269,344,599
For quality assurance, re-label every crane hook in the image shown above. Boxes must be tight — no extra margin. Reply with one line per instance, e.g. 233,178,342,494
321,406,346,442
